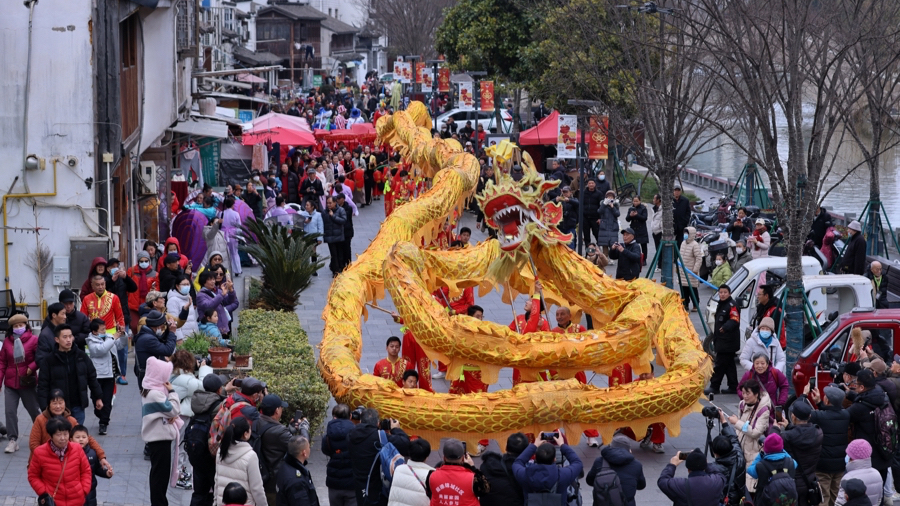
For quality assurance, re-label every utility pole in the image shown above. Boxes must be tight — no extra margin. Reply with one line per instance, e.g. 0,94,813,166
467,71,487,155
427,59,445,130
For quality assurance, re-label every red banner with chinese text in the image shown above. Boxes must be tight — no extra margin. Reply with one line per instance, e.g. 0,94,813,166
588,116,609,160
438,68,451,92
480,81,494,111
415,63,426,83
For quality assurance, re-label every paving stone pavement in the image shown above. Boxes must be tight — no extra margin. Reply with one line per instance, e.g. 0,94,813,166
0,184,864,504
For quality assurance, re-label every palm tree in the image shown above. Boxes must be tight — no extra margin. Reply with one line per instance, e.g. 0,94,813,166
240,219,324,311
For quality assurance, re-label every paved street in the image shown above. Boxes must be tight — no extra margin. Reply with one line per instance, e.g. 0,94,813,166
0,182,759,505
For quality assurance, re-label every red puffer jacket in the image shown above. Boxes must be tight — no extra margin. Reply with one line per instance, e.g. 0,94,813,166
0,330,38,390
28,441,92,506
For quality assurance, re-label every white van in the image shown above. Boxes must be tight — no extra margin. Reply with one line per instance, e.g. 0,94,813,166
705,256,823,336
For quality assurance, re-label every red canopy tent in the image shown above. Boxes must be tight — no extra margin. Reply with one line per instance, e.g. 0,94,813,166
241,126,316,146
518,111,582,145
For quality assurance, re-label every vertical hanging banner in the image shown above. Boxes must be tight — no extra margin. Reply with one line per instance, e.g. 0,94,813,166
588,116,610,160
415,63,426,83
421,68,434,93
438,68,451,92
393,61,412,83
557,114,578,159
480,81,495,111
459,81,475,110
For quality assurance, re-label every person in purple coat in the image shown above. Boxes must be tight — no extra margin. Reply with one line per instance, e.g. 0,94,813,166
738,353,789,409
196,270,239,339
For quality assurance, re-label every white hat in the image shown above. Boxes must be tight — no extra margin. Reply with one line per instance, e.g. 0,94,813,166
755,218,766,226
848,220,862,232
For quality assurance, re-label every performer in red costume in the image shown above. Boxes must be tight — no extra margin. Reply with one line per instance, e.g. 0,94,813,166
81,275,125,331
373,336,415,387
616,371,667,453
390,312,435,392
509,283,551,386
449,305,489,395
550,306,600,447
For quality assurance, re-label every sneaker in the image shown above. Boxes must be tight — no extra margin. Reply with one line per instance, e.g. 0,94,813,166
432,370,445,379
176,478,193,490
639,437,652,450
4,439,17,453
98,425,108,436
651,443,665,454
181,467,192,481
588,437,600,448
116,376,128,385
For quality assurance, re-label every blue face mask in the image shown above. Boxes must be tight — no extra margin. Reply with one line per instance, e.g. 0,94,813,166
759,330,772,340
109,267,118,276
599,174,606,181
683,234,689,241
845,455,851,464
179,285,191,295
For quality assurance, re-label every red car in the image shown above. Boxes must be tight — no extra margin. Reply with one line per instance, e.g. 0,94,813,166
793,307,900,395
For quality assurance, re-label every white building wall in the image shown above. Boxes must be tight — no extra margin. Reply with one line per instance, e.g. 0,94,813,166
0,1,103,305
139,7,183,153
315,0,366,27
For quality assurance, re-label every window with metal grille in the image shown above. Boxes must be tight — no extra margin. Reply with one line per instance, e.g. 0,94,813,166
176,0,198,56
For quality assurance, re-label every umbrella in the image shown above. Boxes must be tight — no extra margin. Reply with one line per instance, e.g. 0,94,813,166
244,112,311,134
241,127,316,146
233,198,255,224
237,73,267,84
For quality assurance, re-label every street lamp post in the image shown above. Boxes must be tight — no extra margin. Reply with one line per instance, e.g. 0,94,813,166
427,59,445,131
405,55,421,110
467,71,487,155
568,99,604,256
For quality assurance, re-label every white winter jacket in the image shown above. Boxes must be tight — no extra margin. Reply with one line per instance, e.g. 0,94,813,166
86,332,127,378
388,461,435,506
167,288,199,341
740,331,786,373
215,441,267,506
170,365,211,418
835,458,883,506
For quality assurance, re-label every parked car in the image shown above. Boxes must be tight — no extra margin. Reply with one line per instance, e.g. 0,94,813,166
436,108,514,134
379,72,395,82
794,307,900,396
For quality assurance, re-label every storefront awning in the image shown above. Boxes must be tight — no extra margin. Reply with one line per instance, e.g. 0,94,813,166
168,118,229,139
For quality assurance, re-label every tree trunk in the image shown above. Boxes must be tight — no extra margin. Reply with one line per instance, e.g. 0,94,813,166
657,167,676,289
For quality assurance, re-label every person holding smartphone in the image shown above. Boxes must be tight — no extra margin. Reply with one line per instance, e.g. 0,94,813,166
770,401,823,506
512,432,583,506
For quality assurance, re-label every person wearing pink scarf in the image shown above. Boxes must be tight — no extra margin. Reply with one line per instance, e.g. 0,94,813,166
140,356,182,505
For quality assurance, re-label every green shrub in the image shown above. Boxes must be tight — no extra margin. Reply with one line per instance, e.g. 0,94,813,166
239,309,330,434
248,277,263,309
179,332,215,355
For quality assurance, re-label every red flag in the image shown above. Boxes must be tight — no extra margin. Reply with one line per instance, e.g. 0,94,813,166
438,68,451,92
480,81,495,111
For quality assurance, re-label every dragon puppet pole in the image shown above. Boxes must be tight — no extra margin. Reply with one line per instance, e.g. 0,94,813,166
526,253,551,324
506,282,521,333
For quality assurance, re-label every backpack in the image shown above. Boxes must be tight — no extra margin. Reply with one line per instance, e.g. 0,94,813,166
756,457,798,506
863,399,898,458
528,469,561,506
184,411,213,464
249,419,277,483
364,430,406,498
208,398,252,457
590,458,626,506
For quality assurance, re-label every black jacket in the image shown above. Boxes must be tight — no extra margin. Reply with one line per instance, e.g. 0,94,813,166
657,463,726,506
480,451,524,506
847,385,890,470
587,447,646,506
280,171,300,203
713,297,741,353
133,325,176,376
256,414,293,492
809,211,834,248
348,423,410,498
594,178,612,197
808,402,850,473
158,266,184,294
322,418,355,491
582,188,604,220
65,309,91,350
777,419,823,504
840,231,866,275
710,423,745,506
322,206,347,244
672,195,691,231
625,205,649,244
275,454,320,506
300,177,324,199
866,270,890,309
559,198,579,232
610,241,643,281
725,221,751,242
35,318,58,369
106,273,137,326
36,347,101,410
754,300,782,331
340,202,355,240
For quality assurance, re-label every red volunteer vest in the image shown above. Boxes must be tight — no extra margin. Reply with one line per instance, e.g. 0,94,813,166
429,464,479,506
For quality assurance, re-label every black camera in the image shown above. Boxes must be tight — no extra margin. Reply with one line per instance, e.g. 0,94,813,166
701,406,720,419
351,405,365,421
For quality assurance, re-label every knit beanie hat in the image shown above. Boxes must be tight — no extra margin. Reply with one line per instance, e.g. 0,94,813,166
685,450,707,471
762,433,783,454
846,439,872,461
759,317,776,330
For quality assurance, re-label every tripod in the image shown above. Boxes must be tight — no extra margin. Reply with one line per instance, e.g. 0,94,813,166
703,416,717,457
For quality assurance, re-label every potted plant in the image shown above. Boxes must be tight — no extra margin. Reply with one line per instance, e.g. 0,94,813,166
232,335,252,368
180,332,213,357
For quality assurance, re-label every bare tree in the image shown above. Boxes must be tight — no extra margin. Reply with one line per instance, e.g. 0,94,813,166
356,0,456,59
689,0,877,368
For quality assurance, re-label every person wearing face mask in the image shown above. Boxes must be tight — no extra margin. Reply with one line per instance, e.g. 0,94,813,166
840,220,866,275
726,378,772,494
167,275,198,341
738,353,789,410
103,258,137,334
126,252,159,337
133,311,177,389
679,227,703,312
594,170,611,196
709,252,733,288
732,239,751,272
244,180,264,219
740,317,787,373
0,314,40,453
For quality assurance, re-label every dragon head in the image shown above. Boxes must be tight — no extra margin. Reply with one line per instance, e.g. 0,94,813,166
476,153,573,253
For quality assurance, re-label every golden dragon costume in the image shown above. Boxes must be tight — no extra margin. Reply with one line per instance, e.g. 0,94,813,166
317,102,712,446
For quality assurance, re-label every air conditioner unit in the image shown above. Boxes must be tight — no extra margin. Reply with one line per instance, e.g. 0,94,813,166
138,161,158,195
